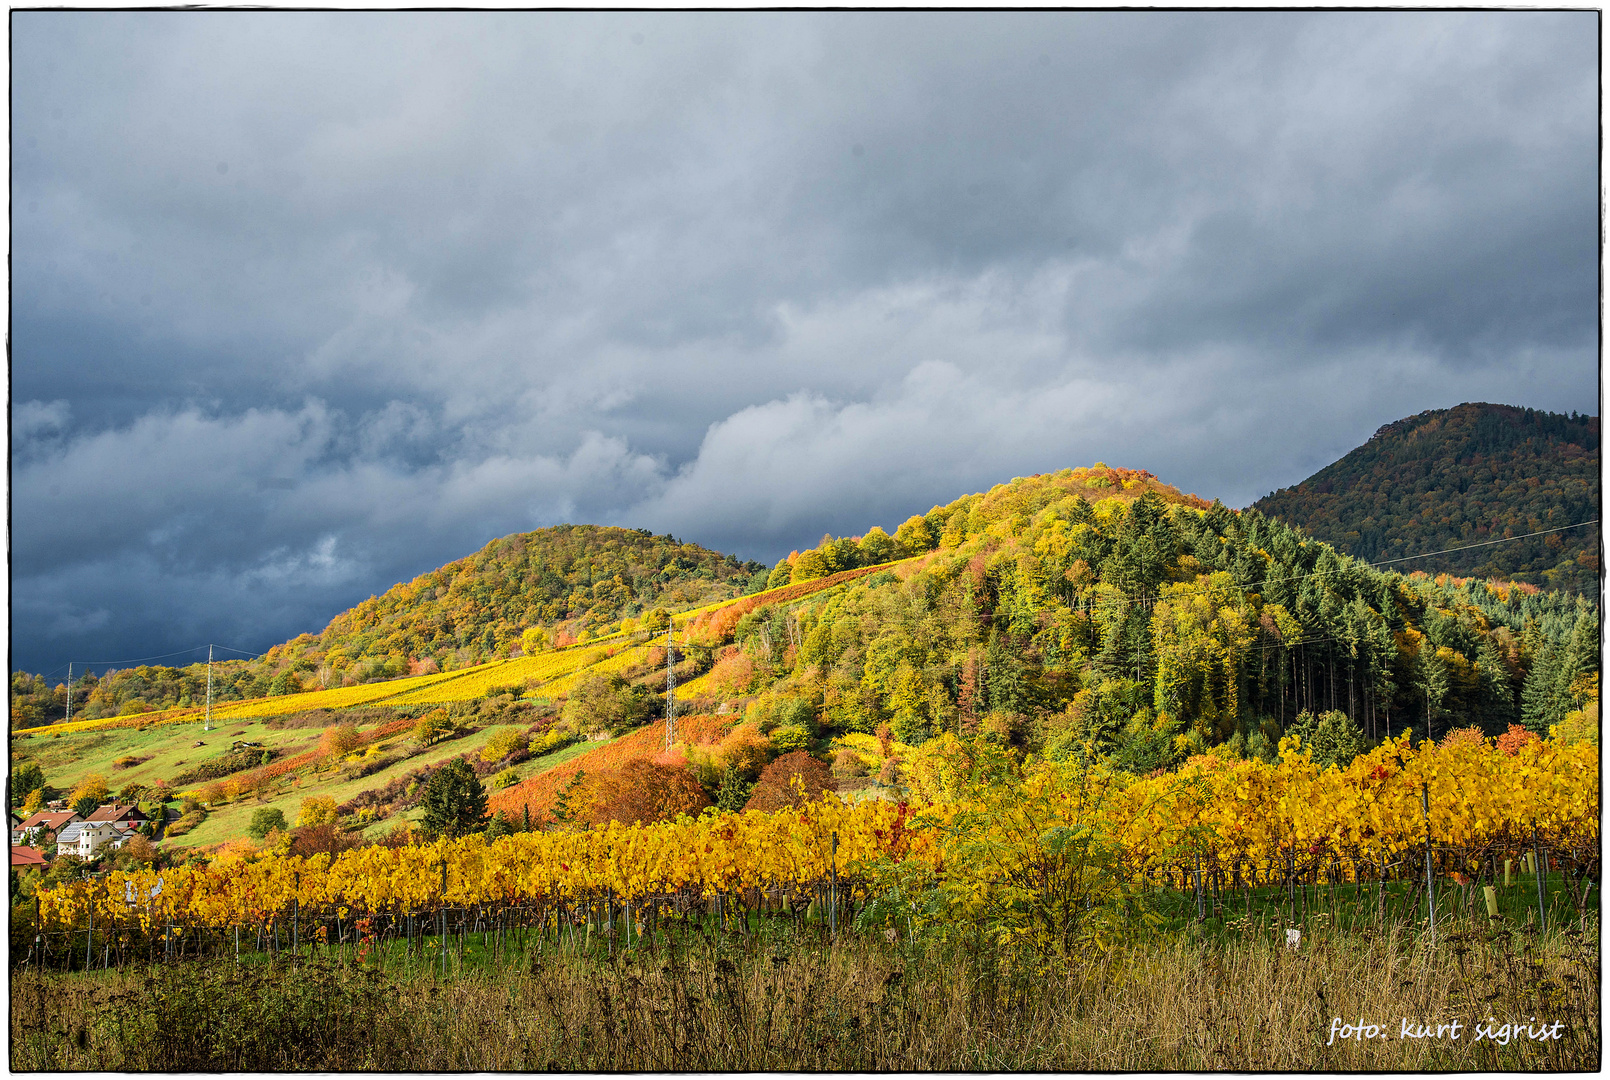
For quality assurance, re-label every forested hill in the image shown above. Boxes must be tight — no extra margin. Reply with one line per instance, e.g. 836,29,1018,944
702,467,1595,772
1,466,1205,728
12,463,1598,759
269,524,768,674
11,526,765,726
1251,403,1599,595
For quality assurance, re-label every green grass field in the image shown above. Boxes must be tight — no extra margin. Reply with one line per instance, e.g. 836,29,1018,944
12,703,624,853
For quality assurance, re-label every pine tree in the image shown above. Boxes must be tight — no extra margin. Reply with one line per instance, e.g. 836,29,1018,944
985,629,1026,714
419,758,489,839
1476,634,1516,735
1417,646,1449,742
1524,606,1600,735
1519,643,1558,735
551,771,587,826
715,766,753,813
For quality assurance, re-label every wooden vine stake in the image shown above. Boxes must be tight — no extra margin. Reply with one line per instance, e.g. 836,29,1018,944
1420,784,1435,944
1532,826,1547,933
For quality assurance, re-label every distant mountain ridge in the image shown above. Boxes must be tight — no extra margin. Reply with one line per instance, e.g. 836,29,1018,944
1252,403,1599,593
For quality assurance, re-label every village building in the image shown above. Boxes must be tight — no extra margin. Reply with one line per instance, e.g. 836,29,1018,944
83,803,149,827
10,845,47,868
11,809,81,847
75,820,134,859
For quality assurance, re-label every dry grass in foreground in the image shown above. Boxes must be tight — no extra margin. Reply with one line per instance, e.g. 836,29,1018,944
11,918,1596,1071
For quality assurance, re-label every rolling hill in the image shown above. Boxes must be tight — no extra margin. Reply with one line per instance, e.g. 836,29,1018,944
8,461,1597,855
11,525,767,728
1251,403,1600,594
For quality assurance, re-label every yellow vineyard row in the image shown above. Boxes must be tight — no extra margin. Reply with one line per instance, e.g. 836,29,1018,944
383,647,610,705
34,732,1596,933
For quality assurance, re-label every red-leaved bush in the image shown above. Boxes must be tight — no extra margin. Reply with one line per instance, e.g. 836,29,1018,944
744,751,836,813
1496,723,1542,756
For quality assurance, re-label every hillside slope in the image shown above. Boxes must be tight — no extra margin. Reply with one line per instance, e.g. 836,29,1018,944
9,461,1598,855
1251,403,1599,593
11,525,765,727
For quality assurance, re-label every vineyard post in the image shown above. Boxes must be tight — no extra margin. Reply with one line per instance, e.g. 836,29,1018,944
1195,857,1204,922
1286,852,1295,924
1421,785,1435,944
440,857,448,980
292,872,300,965
830,832,838,935
1532,827,1547,933
85,885,94,971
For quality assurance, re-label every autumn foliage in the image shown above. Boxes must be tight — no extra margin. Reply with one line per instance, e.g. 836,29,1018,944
318,722,363,760
1496,722,1543,756
485,714,729,823
744,750,836,813
583,759,711,826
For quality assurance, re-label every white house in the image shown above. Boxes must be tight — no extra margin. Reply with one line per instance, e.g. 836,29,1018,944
76,820,129,858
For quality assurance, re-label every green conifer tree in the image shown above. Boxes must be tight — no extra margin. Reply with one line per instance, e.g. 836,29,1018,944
419,758,489,839
1519,643,1559,735
1476,635,1516,734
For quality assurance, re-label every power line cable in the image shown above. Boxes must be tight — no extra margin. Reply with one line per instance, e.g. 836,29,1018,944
206,644,270,658
1365,520,1599,567
42,643,271,681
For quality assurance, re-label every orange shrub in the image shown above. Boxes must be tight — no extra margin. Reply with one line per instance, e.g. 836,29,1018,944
744,750,836,813
583,759,711,826
289,822,367,858
703,648,757,697
318,722,363,760
486,714,728,822
1497,723,1542,756
717,723,775,780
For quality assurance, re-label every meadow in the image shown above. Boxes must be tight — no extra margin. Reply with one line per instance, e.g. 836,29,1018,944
10,881,1597,1071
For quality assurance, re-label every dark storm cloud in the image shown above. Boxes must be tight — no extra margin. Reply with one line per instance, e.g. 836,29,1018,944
11,11,1598,676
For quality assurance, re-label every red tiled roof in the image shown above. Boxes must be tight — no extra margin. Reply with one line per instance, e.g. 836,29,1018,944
16,811,79,832
10,846,47,867
84,804,148,823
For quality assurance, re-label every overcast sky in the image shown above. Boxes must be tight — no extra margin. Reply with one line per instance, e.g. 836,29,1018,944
11,11,1599,678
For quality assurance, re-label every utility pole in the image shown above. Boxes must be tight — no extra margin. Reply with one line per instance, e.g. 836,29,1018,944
664,622,676,754
204,645,214,731
65,663,73,723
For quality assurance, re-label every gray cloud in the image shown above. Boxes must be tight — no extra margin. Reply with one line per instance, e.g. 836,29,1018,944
10,11,1598,675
